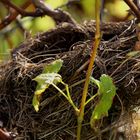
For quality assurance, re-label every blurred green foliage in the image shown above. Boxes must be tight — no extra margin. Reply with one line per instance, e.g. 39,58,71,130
0,0,130,61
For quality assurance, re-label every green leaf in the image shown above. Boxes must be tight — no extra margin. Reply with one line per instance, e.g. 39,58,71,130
90,77,100,89
32,95,41,112
90,74,116,129
32,59,63,112
33,73,62,95
126,51,140,58
43,59,63,73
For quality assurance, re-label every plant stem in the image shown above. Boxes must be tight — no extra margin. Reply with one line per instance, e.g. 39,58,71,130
85,93,98,106
61,81,79,115
76,1,101,140
52,82,79,113
52,83,68,99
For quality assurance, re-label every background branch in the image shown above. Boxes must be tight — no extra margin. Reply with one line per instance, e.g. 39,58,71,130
0,0,76,31
124,0,140,20
0,1,31,30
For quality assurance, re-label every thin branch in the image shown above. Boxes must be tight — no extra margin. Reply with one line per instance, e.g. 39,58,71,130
0,1,31,30
0,0,28,15
32,0,76,24
124,0,140,20
0,0,45,17
0,0,76,30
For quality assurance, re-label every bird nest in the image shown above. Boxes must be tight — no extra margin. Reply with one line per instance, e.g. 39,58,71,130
0,20,140,139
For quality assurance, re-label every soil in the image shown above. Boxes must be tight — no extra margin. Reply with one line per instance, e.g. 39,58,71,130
0,19,140,140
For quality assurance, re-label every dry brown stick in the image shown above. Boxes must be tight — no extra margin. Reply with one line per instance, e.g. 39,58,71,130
0,0,76,31
124,0,140,20
0,1,32,30
0,0,45,17
0,0,53,17
0,0,29,15
32,0,76,24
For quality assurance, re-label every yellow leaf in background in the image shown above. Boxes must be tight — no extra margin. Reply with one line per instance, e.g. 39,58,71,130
34,16,55,31
45,0,67,9
82,0,96,18
106,0,129,19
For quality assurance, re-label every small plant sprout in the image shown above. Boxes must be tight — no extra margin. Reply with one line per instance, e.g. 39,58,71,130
32,59,116,140
32,59,79,113
32,1,117,140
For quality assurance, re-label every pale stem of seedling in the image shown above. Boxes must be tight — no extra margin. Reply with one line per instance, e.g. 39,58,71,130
85,93,98,106
51,82,79,114
51,83,68,99
61,81,80,114
76,1,101,140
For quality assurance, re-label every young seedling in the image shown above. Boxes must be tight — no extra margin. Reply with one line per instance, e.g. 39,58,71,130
32,59,116,139
32,1,117,140
32,59,79,113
